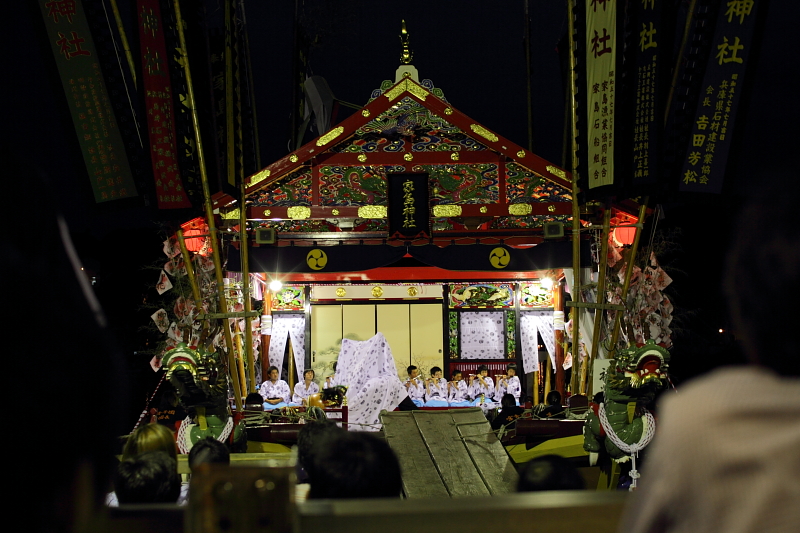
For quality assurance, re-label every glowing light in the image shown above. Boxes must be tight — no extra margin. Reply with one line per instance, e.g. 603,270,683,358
269,280,283,292
540,277,554,290
718,328,724,333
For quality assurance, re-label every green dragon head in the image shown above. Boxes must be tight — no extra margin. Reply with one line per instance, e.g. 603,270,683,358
604,340,671,403
162,343,228,411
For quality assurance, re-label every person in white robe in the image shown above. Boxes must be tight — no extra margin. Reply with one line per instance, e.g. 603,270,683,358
323,362,341,389
292,369,320,405
405,365,425,407
259,366,291,410
448,370,472,407
469,365,497,413
423,366,449,407
494,363,521,404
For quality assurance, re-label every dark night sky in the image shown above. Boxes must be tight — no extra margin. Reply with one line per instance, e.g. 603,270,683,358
6,1,798,415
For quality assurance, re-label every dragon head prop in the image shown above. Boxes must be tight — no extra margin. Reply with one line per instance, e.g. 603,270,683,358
162,343,228,411
605,340,670,402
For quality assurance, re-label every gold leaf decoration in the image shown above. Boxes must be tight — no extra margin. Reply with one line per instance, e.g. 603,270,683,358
450,152,460,161
357,205,387,219
548,205,556,213
287,206,311,219
403,153,414,161
335,287,346,297
546,165,567,179
331,209,340,216
357,154,367,162
432,204,462,217
470,124,498,142
480,206,488,213
249,169,271,187
407,286,419,297
316,126,344,146
385,79,429,102
443,107,453,115
220,208,240,220
509,203,532,216
263,209,271,217
289,154,298,163
361,109,370,117
516,150,526,158
371,286,384,298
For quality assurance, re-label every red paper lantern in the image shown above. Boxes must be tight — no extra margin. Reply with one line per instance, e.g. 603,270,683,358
614,226,637,245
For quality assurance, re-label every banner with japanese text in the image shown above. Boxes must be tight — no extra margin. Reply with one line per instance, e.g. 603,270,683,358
137,0,191,208
679,0,761,193
37,0,138,203
585,0,617,189
630,0,668,188
388,173,429,239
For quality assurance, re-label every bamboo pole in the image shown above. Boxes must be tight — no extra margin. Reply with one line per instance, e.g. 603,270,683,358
543,356,552,400
567,0,582,396
239,180,255,392
176,230,204,312
108,0,137,89
533,370,540,405
586,206,611,396
287,339,296,391
234,327,247,398
224,0,236,189
608,201,649,358
173,0,242,412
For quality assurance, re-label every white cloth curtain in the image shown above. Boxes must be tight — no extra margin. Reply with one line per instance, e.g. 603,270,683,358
459,311,505,359
267,314,306,383
527,310,555,369
519,312,539,373
337,333,407,431
564,267,600,359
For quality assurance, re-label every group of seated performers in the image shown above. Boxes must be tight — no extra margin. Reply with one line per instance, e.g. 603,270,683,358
258,366,321,410
404,363,521,409
257,361,522,412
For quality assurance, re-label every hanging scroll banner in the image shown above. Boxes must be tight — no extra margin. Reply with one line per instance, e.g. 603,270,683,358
138,0,191,208
585,0,618,190
629,0,671,189
679,0,761,193
37,1,138,203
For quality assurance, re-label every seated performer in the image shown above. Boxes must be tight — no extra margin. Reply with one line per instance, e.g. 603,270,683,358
259,366,291,410
293,369,320,405
494,363,522,404
405,365,425,407
468,365,496,411
448,370,472,407
424,366,449,407
323,362,339,389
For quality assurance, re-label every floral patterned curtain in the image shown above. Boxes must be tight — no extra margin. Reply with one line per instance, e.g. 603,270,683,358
459,311,505,359
267,314,306,383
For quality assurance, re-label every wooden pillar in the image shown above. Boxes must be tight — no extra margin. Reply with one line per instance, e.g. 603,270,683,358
554,281,566,400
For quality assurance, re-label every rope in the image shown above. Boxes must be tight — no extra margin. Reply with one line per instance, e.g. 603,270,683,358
176,415,234,454
131,372,167,434
598,401,655,490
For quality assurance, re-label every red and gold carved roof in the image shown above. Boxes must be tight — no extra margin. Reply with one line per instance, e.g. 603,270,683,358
215,76,574,242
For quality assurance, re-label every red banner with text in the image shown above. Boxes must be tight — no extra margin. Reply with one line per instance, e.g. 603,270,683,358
138,0,191,208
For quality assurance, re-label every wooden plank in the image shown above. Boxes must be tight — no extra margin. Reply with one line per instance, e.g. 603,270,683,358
452,409,518,495
413,410,491,498
381,411,450,499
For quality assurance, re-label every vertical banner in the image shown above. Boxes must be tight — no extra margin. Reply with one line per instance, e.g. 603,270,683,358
388,173,429,239
37,0,138,203
138,0,191,208
585,0,618,190
631,0,665,188
679,1,761,193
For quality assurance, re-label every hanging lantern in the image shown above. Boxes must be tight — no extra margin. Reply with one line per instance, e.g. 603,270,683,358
180,217,208,253
614,226,637,246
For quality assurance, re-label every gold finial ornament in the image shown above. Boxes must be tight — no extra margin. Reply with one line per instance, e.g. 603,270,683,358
400,20,413,64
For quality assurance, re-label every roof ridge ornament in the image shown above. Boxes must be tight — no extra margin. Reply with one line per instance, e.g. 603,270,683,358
400,20,413,64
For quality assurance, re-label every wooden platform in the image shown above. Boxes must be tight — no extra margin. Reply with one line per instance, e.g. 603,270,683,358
380,408,518,498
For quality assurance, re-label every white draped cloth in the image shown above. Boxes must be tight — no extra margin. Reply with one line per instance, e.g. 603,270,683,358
459,311,505,359
337,333,408,431
267,314,305,383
